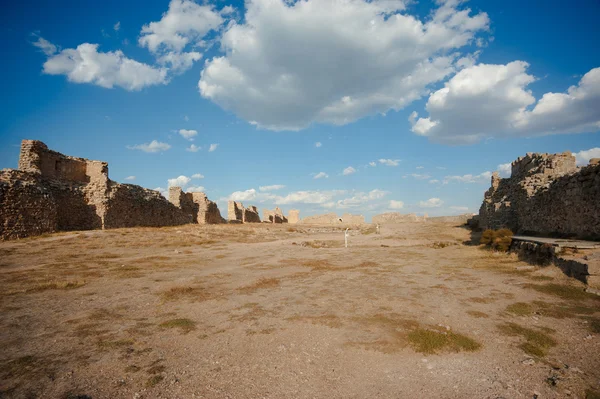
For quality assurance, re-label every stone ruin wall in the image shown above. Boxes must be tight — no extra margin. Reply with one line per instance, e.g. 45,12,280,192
298,212,364,225
372,212,427,224
1,140,222,240
167,187,224,225
0,170,58,240
227,201,261,223
288,209,300,224
263,207,287,223
479,152,600,239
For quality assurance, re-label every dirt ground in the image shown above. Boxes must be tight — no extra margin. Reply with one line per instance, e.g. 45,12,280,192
1,222,599,399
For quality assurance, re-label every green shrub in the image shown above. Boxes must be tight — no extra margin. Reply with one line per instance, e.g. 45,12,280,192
480,228,514,252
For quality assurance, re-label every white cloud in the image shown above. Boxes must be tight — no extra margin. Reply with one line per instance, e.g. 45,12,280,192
314,172,329,179
416,166,424,169
186,185,205,193
315,142,322,148
179,128,198,140
574,147,600,166
192,173,205,179
368,161,376,167
221,5,236,15
124,176,136,181
139,0,223,53
276,190,346,205
139,0,223,73
229,188,258,201
184,115,189,121
497,162,512,177
208,143,219,152
259,185,286,191
32,36,57,56
410,62,600,143
343,166,356,176
443,171,491,184
114,21,121,32
41,42,168,91
379,159,400,166
199,0,489,130
389,200,404,209
419,198,443,208
127,140,171,153
333,189,388,209
186,144,201,152
429,179,440,184
168,175,191,187
411,173,431,180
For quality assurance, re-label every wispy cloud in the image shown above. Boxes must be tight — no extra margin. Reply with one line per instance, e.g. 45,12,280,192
418,198,443,208
127,140,171,153
209,143,218,152
342,166,356,176
186,144,201,152
314,172,329,179
378,159,400,166
259,184,285,191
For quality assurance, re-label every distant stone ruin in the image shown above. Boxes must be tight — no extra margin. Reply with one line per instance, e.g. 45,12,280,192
372,212,428,224
298,212,364,225
479,152,600,239
227,201,261,223
0,140,222,240
263,207,288,223
288,209,300,224
169,187,224,224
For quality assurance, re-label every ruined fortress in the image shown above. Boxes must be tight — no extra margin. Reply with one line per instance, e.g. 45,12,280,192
478,152,600,239
0,140,307,240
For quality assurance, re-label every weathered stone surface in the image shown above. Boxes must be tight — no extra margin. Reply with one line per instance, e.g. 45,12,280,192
372,212,427,224
228,201,260,223
479,152,600,239
1,140,194,240
263,207,288,223
288,209,300,224
170,188,223,224
298,212,364,225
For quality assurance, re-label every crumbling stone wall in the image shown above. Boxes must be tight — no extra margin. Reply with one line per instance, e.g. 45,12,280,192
263,207,287,223
244,206,261,223
168,187,223,224
288,209,300,224
228,201,261,223
298,212,364,225
228,201,244,222
372,212,427,224
0,170,58,240
479,152,600,238
1,140,197,240
104,183,192,228
191,192,224,224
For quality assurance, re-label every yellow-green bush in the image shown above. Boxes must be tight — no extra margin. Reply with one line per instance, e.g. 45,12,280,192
480,228,513,252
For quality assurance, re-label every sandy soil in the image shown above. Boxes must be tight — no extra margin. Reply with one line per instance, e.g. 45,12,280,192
0,222,599,399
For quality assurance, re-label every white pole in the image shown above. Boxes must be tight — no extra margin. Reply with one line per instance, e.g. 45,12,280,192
344,228,349,248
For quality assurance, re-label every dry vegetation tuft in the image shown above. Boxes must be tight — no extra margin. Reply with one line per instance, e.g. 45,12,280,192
159,318,196,333
238,277,281,293
497,322,557,357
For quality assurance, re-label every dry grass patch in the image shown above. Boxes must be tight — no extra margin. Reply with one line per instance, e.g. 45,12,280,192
506,302,534,316
8,280,86,295
288,314,343,328
497,322,557,357
238,277,281,294
466,310,489,318
468,297,496,304
301,240,343,249
525,283,598,301
407,327,481,354
145,375,164,387
159,318,196,333
96,339,134,350
160,285,212,302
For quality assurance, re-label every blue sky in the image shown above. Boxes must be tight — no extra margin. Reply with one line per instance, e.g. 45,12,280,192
1,0,599,221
